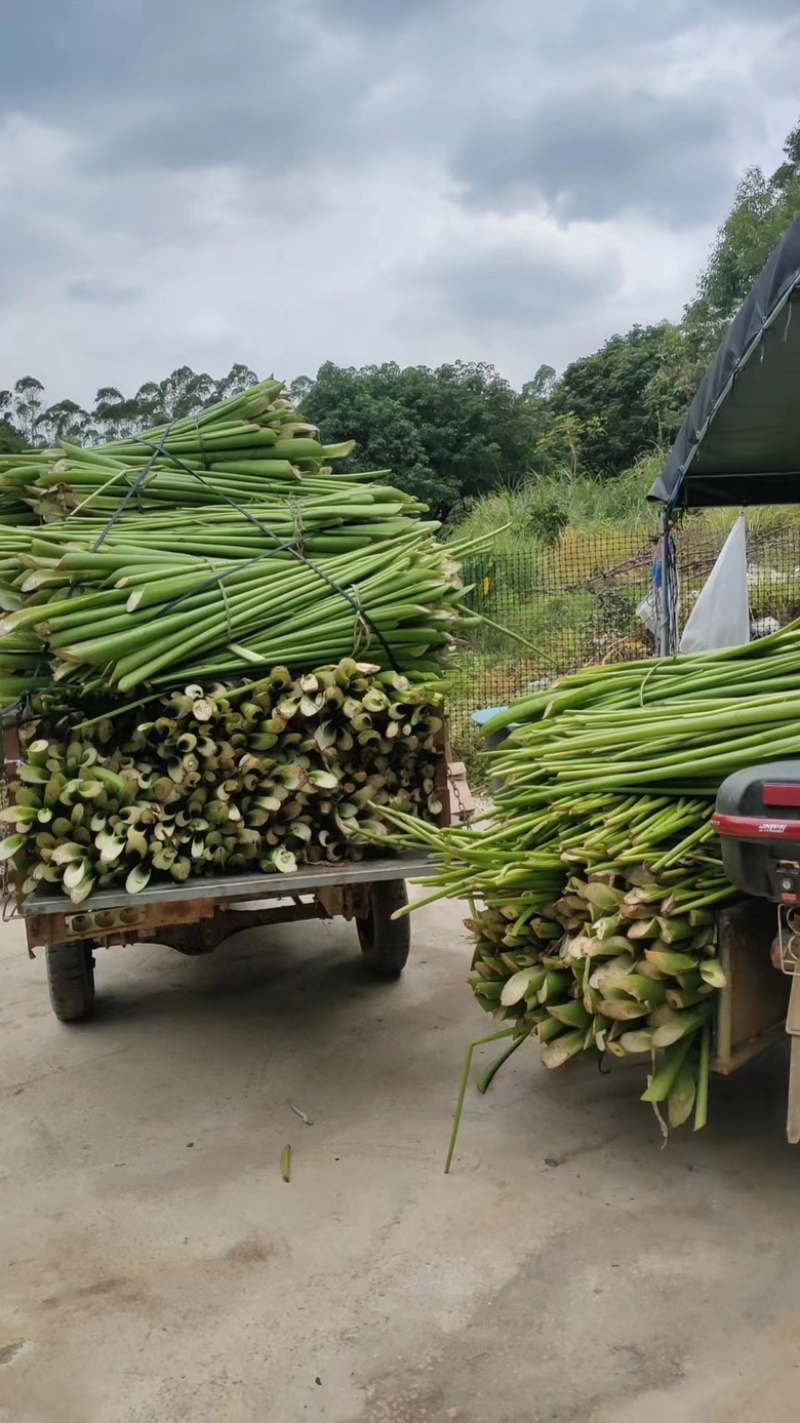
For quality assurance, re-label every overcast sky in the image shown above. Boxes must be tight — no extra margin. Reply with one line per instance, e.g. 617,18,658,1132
0,0,798,407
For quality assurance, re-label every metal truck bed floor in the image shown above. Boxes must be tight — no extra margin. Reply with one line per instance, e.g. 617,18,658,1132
19,855,436,916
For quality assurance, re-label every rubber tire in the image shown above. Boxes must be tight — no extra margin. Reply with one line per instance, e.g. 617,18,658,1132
357,880,410,976
45,942,96,1023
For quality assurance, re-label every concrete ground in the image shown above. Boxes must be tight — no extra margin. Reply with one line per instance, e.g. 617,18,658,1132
1,897,800,1423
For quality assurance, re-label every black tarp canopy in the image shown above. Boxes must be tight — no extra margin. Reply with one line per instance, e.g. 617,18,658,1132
649,216,800,509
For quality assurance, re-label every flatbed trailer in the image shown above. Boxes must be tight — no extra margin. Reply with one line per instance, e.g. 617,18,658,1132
18,854,436,1023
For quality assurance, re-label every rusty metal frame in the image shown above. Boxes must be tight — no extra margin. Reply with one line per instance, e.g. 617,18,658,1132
23,882,377,950
21,856,429,955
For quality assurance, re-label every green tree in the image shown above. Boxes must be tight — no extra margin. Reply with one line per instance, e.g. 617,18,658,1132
642,324,705,444
288,374,315,405
685,118,800,357
0,418,24,455
126,365,218,427
91,363,261,441
35,399,97,446
12,377,47,444
549,323,679,476
522,364,557,403
0,391,23,454
211,362,260,404
92,386,144,442
299,360,544,517
535,412,604,481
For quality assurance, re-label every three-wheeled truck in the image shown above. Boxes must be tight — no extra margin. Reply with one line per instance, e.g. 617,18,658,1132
713,763,800,1142
642,214,800,1139
21,857,433,1022
4,708,473,1023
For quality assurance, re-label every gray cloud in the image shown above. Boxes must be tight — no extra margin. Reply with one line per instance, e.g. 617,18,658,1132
2,0,794,222
0,0,797,403
0,205,86,306
451,89,738,227
573,0,800,47
314,0,441,28
100,99,335,175
407,245,622,330
66,279,143,304
0,1,143,112
0,2,368,179
83,5,371,178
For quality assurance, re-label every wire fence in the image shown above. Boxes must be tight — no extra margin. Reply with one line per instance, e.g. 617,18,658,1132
448,514,800,764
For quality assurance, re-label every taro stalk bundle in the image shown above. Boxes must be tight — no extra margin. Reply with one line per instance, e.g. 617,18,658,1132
373,625,800,1133
382,788,729,1131
0,378,364,518
0,375,496,694
484,617,800,795
1,660,446,905
0,523,482,691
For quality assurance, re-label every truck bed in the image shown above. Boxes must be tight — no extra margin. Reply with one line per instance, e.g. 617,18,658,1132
19,854,437,917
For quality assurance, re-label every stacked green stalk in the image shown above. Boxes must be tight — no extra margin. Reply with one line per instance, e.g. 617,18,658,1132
462,798,725,1133
0,380,362,518
378,623,800,1133
0,523,479,691
381,787,728,1132
3,661,445,904
0,379,487,695
0,376,492,904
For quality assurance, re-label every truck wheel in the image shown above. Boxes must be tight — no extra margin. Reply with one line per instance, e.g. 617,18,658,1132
357,880,410,976
45,942,96,1023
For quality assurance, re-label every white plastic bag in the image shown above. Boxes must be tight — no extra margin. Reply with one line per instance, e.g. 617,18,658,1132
679,515,749,655
636,590,658,637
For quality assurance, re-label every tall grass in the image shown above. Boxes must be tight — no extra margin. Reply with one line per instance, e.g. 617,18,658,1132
450,452,800,554
450,452,663,551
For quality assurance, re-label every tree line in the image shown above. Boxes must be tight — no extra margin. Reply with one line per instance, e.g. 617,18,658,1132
2,118,798,517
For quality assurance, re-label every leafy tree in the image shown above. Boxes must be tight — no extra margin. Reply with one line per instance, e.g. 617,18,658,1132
91,386,144,442
0,392,21,454
685,120,800,357
641,323,705,444
35,400,98,447
549,324,680,476
522,364,557,403
12,377,47,444
124,365,218,427
0,365,266,451
535,412,604,481
0,419,24,455
90,363,261,441
299,360,545,517
0,380,97,449
211,362,260,405
288,374,315,405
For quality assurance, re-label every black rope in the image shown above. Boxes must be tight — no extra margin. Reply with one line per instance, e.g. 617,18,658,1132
59,425,177,605
131,437,402,672
90,422,177,553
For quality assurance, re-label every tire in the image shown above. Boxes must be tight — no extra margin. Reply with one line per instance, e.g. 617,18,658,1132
45,941,96,1023
357,880,410,976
